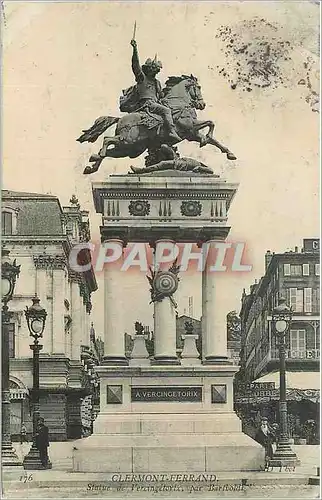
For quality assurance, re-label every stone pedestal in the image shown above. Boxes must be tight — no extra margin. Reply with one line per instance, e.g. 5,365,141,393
181,334,201,366
73,172,264,472
129,334,150,366
73,366,264,472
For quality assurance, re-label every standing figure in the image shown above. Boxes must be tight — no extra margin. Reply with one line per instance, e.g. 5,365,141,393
35,417,50,468
20,422,27,444
255,417,274,462
130,39,181,142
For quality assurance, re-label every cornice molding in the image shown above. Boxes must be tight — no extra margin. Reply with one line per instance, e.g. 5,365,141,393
99,191,231,199
3,235,66,244
34,254,67,270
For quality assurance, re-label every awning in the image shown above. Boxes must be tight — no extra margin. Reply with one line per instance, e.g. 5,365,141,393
255,371,320,390
235,371,320,405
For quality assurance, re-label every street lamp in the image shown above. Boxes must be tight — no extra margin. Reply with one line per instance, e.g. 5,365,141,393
89,370,99,435
268,298,298,468
23,296,50,469
1,248,21,466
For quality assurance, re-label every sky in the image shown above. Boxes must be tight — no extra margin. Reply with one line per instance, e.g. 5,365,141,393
2,1,320,338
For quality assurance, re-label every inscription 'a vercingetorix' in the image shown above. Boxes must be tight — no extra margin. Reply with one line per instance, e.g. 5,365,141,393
131,387,202,402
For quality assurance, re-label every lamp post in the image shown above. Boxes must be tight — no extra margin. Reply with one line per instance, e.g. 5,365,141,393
268,298,298,468
23,296,49,469
1,248,21,466
89,370,99,435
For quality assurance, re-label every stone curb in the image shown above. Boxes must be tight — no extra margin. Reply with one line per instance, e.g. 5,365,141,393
3,476,315,491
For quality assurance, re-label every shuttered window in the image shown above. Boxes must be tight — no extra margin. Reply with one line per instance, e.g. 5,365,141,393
303,264,310,276
1,211,13,235
304,288,312,313
296,289,304,312
289,288,297,311
291,265,302,276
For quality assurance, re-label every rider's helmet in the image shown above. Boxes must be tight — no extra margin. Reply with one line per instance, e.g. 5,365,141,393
142,56,162,76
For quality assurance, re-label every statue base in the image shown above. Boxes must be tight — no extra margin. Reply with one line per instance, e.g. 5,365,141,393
72,366,264,472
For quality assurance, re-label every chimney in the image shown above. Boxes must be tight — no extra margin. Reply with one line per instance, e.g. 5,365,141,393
265,250,272,270
295,246,298,252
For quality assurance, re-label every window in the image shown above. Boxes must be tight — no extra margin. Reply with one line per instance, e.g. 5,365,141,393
304,288,312,313
288,288,304,312
315,264,320,276
290,329,306,352
291,265,302,276
1,211,13,235
289,288,297,311
303,264,310,276
8,324,15,358
313,288,320,313
306,327,316,350
296,289,304,312
284,264,302,276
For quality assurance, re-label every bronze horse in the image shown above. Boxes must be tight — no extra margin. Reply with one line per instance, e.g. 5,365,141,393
77,75,236,174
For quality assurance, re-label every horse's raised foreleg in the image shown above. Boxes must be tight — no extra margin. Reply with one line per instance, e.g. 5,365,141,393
186,120,215,148
193,120,215,138
206,136,237,160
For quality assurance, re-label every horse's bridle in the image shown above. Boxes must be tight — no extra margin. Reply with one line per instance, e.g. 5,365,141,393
186,79,203,107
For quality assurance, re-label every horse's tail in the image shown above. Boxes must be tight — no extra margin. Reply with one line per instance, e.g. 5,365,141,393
77,116,119,143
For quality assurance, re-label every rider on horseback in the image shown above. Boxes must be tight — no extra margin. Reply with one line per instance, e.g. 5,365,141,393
129,39,181,143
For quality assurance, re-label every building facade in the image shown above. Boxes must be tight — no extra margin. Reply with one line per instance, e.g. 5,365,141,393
2,191,98,440
237,239,320,443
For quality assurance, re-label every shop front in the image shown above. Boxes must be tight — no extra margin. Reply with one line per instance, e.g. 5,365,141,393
234,373,320,444
9,380,31,441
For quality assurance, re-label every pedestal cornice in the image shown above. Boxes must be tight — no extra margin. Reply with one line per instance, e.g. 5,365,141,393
93,174,237,244
92,174,238,214
100,225,231,244
95,365,239,378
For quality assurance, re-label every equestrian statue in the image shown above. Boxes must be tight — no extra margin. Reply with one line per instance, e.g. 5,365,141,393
77,26,236,175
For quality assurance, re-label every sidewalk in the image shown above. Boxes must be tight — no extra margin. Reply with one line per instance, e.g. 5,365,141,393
2,442,320,498
7,442,320,475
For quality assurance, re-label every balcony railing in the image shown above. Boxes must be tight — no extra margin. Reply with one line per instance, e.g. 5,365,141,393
271,348,320,360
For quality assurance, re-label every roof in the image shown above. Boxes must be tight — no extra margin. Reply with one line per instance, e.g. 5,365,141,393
2,190,57,199
2,189,64,236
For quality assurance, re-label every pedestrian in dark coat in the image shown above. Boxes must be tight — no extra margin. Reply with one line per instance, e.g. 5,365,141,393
35,417,50,468
255,417,274,460
20,423,27,444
